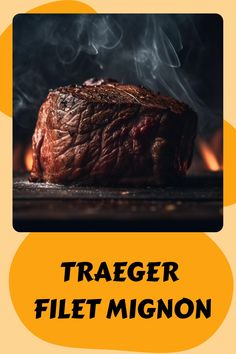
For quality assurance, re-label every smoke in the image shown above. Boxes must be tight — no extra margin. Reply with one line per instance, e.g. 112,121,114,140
13,14,222,135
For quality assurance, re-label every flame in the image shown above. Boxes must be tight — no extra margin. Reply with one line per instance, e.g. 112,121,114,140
24,145,33,172
199,140,221,171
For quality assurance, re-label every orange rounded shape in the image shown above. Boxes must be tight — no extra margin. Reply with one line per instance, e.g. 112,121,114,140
10,233,233,352
224,120,236,205
28,0,96,14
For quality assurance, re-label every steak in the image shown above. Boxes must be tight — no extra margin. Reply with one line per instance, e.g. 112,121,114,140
30,79,197,185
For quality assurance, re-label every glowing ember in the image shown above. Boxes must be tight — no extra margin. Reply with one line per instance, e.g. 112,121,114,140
24,145,33,171
199,140,221,171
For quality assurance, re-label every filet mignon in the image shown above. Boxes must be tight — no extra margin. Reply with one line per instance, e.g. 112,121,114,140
30,79,197,185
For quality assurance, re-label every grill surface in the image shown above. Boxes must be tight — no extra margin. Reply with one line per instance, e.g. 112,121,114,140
13,174,223,232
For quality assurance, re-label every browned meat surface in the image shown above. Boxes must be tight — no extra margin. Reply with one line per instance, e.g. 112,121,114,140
30,80,197,185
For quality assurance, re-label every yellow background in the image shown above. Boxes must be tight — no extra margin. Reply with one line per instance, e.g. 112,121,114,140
1,0,236,353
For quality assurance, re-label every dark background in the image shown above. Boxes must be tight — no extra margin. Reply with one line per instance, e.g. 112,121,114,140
13,14,223,143
13,14,223,232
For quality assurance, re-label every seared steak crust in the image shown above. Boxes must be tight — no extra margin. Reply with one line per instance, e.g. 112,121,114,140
30,80,197,185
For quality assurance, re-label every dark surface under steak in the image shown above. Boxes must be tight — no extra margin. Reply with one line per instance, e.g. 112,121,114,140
30,80,197,185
